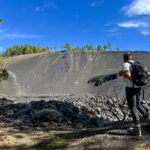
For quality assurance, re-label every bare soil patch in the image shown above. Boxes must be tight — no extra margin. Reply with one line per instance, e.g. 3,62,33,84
0,122,150,150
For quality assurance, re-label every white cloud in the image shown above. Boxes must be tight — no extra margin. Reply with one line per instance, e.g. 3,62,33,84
105,22,112,26
118,0,150,36
35,1,57,11
43,2,57,9
91,3,96,7
4,33,41,39
140,30,150,35
90,0,103,7
35,7,40,11
108,28,118,32
117,21,149,28
124,0,150,16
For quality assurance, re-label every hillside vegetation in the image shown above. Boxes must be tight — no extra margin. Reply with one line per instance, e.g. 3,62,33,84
0,55,8,81
3,42,119,57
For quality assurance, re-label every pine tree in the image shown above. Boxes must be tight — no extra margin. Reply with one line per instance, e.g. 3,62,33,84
82,46,86,51
61,45,64,50
63,43,72,51
49,46,52,51
88,44,94,51
54,46,57,50
103,45,107,51
97,44,103,51
107,42,112,51
42,47,48,52
116,47,120,51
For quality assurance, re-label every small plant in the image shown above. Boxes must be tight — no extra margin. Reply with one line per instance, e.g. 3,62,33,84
0,69,9,81
0,56,6,70
72,124,78,129
42,132,86,149
92,139,96,145
44,137,69,150
0,55,8,81
13,120,23,126
37,108,63,121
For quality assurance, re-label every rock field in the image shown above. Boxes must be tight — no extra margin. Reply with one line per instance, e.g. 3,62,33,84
0,94,149,128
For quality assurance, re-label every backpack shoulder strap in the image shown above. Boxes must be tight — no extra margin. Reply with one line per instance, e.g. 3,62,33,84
127,61,135,71
127,61,135,87
128,61,135,65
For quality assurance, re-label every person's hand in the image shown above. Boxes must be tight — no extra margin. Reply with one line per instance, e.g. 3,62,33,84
148,72,150,76
119,71,123,76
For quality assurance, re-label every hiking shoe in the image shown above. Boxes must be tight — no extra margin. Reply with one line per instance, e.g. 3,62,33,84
127,127,134,132
127,128,142,137
127,124,142,137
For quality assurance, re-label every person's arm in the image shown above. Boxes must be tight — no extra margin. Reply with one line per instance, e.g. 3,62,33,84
119,62,132,78
123,70,131,78
119,70,123,76
148,72,150,76
119,70,131,78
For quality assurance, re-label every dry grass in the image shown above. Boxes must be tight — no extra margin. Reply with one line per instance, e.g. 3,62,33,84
136,141,150,150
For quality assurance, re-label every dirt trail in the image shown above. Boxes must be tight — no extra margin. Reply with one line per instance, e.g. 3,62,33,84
0,123,149,150
8,71,25,96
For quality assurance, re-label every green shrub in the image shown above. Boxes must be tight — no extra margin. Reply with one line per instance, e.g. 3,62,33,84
0,56,6,70
0,69,9,81
36,108,63,121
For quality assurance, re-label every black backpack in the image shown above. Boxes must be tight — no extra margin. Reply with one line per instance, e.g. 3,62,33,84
129,61,149,86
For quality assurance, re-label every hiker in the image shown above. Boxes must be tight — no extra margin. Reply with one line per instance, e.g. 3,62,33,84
119,52,150,136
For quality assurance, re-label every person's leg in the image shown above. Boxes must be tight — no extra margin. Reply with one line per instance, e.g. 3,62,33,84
136,88,149,118
126,87,142,136
125,87,140,124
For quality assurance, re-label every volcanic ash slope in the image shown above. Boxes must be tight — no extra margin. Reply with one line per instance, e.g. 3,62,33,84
0,51,150,98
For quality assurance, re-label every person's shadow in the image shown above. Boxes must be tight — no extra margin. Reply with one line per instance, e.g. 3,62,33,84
88,73,118,86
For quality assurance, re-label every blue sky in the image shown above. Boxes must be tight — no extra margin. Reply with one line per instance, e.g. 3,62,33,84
0,0,150,52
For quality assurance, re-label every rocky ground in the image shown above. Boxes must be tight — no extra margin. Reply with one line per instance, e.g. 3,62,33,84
0,94,133,128
0,94,150,150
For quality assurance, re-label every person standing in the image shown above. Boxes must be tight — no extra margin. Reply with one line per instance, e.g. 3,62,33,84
119,52,150,136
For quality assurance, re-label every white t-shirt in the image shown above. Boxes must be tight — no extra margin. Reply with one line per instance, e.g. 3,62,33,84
122,60,140,88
